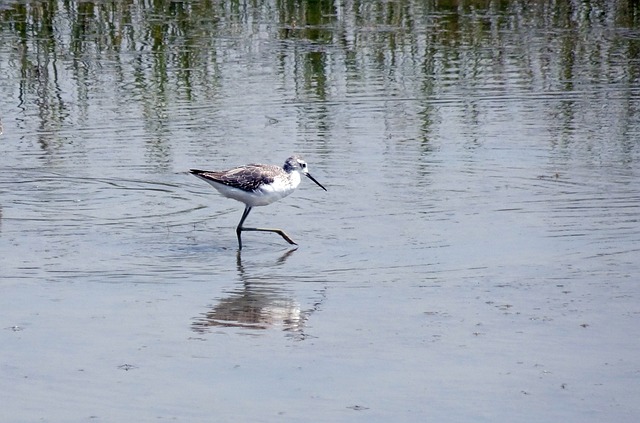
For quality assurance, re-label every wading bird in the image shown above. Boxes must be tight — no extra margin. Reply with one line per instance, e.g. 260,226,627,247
190,155,326,250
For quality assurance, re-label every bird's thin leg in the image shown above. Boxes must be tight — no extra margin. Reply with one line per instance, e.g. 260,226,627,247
240,227,298,245
236,206,252,250
236,206,298,248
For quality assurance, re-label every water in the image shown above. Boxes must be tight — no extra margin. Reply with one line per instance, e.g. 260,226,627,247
1,1,640,421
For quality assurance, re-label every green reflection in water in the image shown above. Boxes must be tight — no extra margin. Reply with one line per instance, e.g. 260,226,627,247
0,0,638,160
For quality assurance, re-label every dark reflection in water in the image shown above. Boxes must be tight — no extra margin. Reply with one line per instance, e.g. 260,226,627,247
1,0,639,163
192,249,324,339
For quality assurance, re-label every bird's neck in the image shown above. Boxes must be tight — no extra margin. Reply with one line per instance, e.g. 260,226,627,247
289,170,301,188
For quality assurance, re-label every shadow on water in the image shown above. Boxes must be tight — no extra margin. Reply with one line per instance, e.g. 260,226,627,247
191,249,325,340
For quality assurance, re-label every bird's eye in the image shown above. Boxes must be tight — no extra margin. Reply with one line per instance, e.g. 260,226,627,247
301,163,307,168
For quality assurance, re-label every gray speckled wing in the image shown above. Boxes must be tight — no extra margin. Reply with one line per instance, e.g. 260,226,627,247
191,164,278,192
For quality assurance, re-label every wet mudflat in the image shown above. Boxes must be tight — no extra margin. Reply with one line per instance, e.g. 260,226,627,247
1,1,640,422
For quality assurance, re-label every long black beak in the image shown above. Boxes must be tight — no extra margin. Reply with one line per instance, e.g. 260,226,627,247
306,173,327,191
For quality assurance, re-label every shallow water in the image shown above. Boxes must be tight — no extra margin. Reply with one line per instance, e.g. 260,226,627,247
1,1,640,422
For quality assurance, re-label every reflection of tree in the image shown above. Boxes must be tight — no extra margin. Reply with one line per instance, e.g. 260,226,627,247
0,0,638,161
191,249,324,340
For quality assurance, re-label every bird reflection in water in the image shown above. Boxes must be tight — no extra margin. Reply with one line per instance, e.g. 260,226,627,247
191,249,324,340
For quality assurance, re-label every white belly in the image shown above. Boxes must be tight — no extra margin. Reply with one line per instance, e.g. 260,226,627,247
207,172,300,207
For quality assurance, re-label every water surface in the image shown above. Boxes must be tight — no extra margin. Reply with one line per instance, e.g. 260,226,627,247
1,1,639,422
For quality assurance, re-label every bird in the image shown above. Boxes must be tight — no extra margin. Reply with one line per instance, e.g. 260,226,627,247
190,155,326,250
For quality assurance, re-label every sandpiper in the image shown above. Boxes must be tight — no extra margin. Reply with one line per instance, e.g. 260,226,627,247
190,155,326,249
